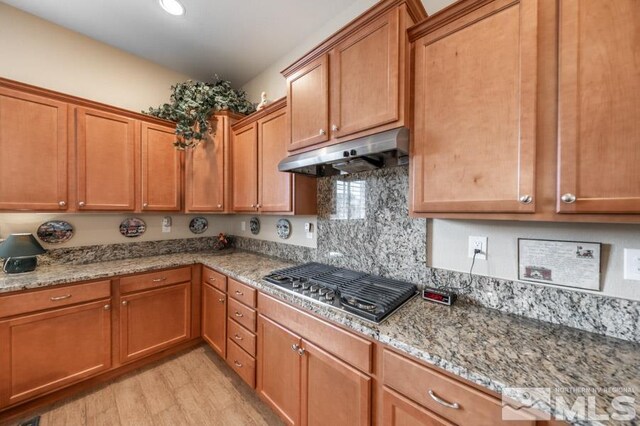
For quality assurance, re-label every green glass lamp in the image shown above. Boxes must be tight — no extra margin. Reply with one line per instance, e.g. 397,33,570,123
0,233,47,274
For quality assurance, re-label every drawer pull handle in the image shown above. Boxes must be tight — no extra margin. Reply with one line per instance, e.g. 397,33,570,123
234,334,243,340
428,390,459,409
152,277,167,282
234,360,243,368
235,290,244,296
218,298,225,303
50,294,72,301
208,277,216,281
234,312,244,318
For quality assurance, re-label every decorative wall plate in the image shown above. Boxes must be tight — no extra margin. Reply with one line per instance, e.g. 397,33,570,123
36,220,74,244
189,217,209,234
249,217,260,235
276,219,291,239
119,217,146,238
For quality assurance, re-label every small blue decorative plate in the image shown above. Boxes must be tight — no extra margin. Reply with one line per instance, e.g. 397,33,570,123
189,217,209,234
276,219,291,240
37,220,74,244
119,218,146,238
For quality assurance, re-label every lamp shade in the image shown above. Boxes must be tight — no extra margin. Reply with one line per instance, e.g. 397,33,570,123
0,233,46,258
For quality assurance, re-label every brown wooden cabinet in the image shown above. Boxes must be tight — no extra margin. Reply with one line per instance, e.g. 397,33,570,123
0,86,69,211
76,107,137,211
185,113,241,213
557,0,640,214
140,121,181,211
0,293,111,408
282,0,425,154
119,281,191,363
202,282,227,358
410,0,538,214
231,99,317,215
382,388,454,426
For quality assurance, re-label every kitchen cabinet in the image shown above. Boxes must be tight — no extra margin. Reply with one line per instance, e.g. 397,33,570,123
140,121,181,211
0,281,111,408
557,0,640,214
382,388,454,426
225,278,258,388
282,0,426,153
185,112,242,213
0,86,69,211
119,280,191,363
202,267,228,357
231,99,317,215
76,107,137,211
410,0,538,214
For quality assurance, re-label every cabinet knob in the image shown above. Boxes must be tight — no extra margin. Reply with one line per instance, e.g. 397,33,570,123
519,195,533,204
291,344,300,352
78,201,86,207
121,300,128,306
58,201,66,207
319,129,326,136
218,298,225,303
250,204,256,208
217,204,222,209
104,304,111,311
297,347,306,356
256,204,261,209
561,193,577,204
331,124,339,132
143,203,148,208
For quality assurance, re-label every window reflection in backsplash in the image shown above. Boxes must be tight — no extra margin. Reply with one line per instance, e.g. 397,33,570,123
331,179,366,220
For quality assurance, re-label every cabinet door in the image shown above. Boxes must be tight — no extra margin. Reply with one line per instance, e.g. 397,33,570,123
258,107,292,213
382,388,454,426
557,0,640,213
202,283,226,358
411,0,538,213
0,87,68,211
231,123,258,211
287,54,330,151
119,282,191,363
257,315,302,426
330,9,399,139
301,339,371,426
0,300,111,407
185,116,227,212
76,107,137,211
141,122,181,211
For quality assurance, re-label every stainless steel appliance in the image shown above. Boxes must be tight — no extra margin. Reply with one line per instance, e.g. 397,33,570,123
264,262,417,323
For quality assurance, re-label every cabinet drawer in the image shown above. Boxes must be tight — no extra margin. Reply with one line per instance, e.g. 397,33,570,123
227,340,256,389
0,280,111,318
227,297,256,332
202,267,227,292
228,318,256,356
383,350,535,426
258,293,372,373
120,267,191,294
228,278,256,308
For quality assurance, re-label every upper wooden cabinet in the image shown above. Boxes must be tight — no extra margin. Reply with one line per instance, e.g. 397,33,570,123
76,107,137,211
231,99,317,215
185,112,242,213
409,0,640,222
410,0,538,214
282,0,427,153
141,121,181,211
0,87,69,211
557,0,640,214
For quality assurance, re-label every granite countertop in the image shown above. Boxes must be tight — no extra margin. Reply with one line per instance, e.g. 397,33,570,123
1,250,639,425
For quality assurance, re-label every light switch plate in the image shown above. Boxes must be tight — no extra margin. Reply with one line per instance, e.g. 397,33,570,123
623,249,640,280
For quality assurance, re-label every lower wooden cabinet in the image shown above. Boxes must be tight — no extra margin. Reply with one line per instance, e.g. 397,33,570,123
383,388,454,426
202,282,227,357
0,299,112,407
119,282,191,363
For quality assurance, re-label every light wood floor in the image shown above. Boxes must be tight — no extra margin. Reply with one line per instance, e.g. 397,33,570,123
7,346,283,426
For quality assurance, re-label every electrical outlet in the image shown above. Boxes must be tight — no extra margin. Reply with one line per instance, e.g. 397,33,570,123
241,221,246,231
468,236,487,260
624,249,640,280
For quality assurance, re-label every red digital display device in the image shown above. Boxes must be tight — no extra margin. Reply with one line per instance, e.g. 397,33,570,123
422,287,456,306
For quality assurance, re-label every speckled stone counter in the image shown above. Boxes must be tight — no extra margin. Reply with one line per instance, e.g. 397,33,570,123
1,250,638,425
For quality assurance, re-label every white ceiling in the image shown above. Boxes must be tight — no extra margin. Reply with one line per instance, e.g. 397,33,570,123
1,0,452,86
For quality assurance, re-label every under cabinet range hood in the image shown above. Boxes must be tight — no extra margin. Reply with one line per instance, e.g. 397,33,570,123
278,127,409,176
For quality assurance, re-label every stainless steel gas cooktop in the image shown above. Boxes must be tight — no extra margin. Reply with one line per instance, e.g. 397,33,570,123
264,262,417,323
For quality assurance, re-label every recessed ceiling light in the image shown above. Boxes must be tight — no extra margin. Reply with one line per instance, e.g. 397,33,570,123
159,0,185,16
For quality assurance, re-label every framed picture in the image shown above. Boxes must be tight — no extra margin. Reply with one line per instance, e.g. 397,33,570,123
517,238,602,291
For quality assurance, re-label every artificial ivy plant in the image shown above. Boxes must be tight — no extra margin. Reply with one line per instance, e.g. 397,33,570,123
145,78,255,150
